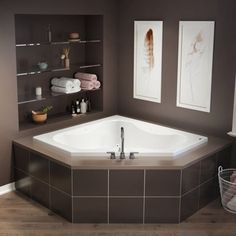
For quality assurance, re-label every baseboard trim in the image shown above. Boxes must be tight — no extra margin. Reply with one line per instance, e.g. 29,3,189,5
0,182,15,195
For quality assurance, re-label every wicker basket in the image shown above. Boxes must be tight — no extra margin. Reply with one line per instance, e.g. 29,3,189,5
218,166,236,214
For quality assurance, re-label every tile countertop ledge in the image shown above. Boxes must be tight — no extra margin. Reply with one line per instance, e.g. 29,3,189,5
13,135,231,170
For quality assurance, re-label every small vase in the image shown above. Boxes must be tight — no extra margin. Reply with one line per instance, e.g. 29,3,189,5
65,58,70,68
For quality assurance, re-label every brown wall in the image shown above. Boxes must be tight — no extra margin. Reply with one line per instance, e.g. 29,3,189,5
0,0,118,186
118,0,236,138
0,0,236,187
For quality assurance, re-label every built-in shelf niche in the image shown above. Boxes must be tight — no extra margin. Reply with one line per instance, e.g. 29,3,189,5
15,14,103,130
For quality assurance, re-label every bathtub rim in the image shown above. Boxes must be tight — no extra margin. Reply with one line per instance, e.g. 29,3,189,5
32,115,208,158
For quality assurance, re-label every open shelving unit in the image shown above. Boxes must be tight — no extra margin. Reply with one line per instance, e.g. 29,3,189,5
15,14,103,130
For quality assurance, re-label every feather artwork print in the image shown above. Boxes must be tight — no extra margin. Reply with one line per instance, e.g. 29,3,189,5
144,29,155,70
134,21,163,103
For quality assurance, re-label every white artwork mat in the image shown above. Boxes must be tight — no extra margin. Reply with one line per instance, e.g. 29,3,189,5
177,21,215,112
133,21,163,103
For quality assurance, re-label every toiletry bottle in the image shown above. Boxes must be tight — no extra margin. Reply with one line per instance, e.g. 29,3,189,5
80,99,87,114
75,99,80,114
86,98,91,112
48,24,52,42
71,101,76,117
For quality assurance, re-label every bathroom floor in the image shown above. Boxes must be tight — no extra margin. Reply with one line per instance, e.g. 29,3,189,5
0,192,236,236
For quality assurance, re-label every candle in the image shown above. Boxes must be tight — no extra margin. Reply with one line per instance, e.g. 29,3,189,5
35,87,42,96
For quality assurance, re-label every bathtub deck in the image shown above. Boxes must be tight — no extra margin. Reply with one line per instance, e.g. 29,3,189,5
14,135,231,169
0,191,236,236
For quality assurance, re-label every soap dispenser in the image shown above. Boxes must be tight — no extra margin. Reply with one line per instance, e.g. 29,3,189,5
80,99,87,114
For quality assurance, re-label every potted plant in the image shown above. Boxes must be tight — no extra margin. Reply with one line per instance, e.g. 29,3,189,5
32,106,53,123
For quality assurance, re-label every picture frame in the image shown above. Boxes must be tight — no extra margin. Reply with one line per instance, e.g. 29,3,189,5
176,21,215,112
133,21,163,103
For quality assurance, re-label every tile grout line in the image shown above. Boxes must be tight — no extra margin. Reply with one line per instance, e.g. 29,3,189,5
178,169,182,223
143,169,146,224
15,167,185,199
198,161,202,209
71,168,74,223
107,169,110,224
49,161,51,210
181,175,217,198
15,166,72,197
28,152,32,199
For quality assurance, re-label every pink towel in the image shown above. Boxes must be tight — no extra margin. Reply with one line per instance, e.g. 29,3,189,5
93,80,101,89
80,80,94,90
74,72,97,82
230,171,236,182
222,171,236,204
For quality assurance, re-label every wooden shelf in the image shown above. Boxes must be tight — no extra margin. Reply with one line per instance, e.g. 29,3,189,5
18,88,101,105
19,110,103,131
17,64,102,77
17,67,70,77
79,64,102,69
16,39,101,47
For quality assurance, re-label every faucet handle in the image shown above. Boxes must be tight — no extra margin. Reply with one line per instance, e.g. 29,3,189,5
120,152,126,160
107,152,116,160
129,152,139,160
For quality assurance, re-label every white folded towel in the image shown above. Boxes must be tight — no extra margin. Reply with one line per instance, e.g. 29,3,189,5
74,72,97,82
51,78,74,90
60,77,81,87
51,77,81,89
227,195,236,211
51,85,81,94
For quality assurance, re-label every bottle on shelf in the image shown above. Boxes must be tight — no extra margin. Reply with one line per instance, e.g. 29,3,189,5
80,99,87,114
48,24,52,43
86,98,91,112
63,47,70,68
75,99,80,114
71,101,76,117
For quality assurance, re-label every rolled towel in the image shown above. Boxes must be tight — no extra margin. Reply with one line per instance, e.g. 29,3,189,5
80,80,94,90
74,72,97,82
230,171,236,183
51,78,75,90
227,195,236,212
93,80,101,89
51,85,81,94
60,77,81,87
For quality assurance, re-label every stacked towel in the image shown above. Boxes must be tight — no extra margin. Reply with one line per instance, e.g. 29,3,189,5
93,80,101,89
51,77,81,94
80,80,94,90
227,195,236,212
222,171,236,211
74,72,101,90
74,72,97,82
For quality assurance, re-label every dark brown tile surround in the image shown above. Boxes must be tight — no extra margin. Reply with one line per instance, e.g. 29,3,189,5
109,170,144,196
109,198,143,223
73,170,108,196
13,139,231,223
146,170,181,196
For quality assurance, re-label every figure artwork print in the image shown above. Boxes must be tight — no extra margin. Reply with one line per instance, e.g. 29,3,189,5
177,21,215,112
133,21,163,103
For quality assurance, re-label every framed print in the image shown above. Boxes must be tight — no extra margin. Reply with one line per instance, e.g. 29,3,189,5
176,21,215,112
133,21,163,103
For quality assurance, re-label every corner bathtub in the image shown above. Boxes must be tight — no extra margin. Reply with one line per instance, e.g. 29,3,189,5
33,115,208,159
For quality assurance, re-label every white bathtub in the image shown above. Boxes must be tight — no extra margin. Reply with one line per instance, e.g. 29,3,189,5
33,115,208,159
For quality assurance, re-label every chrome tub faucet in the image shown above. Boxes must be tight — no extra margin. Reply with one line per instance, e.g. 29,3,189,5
120,127,125,159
